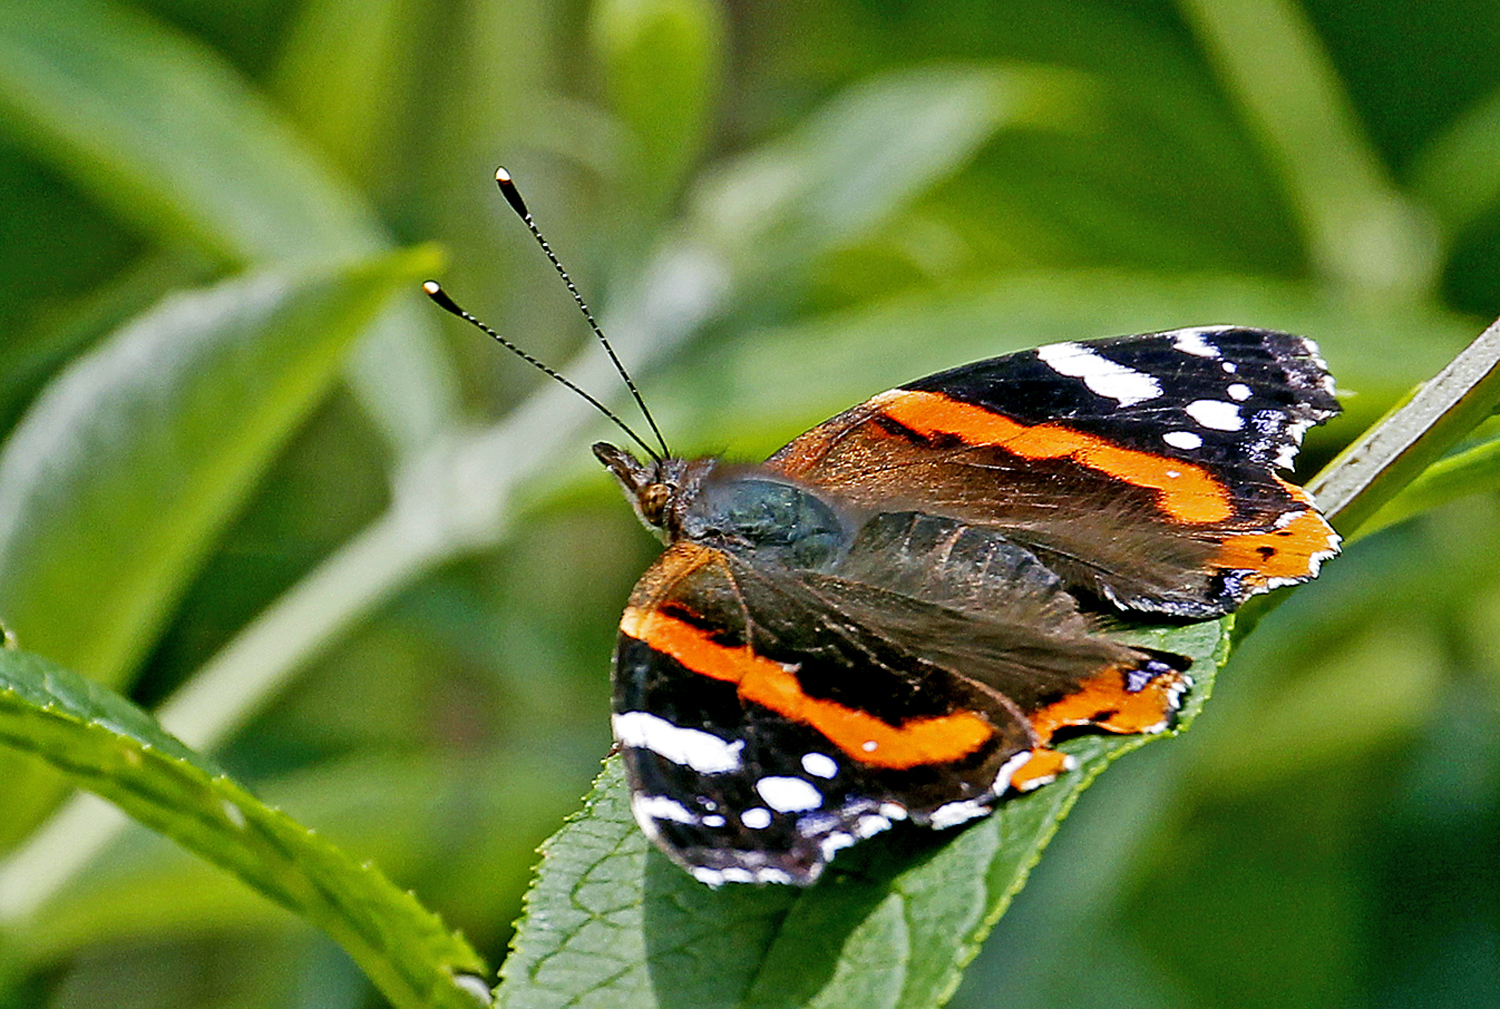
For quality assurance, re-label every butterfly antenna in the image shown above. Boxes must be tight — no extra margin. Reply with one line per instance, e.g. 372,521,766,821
494,166,671,459
422,281,663,462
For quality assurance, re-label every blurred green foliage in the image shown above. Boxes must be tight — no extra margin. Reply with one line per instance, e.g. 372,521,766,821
0,0,1498,1006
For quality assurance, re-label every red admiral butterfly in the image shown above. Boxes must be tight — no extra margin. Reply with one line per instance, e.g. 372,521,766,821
428,172,1340,888
599,327,1338,886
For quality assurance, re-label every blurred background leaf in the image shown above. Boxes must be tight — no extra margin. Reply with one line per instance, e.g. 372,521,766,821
0,248,437,691
0,0,1498,1006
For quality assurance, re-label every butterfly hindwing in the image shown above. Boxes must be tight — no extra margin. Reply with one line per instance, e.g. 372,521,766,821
612,514,1192,885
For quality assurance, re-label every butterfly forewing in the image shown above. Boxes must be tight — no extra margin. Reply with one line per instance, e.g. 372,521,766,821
765,326,1340,616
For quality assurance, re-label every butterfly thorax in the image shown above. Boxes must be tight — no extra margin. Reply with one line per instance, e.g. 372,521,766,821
594,442,853,569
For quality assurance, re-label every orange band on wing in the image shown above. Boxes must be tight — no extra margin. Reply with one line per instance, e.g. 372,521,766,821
621,606,994,769
1027,666,1187,742
876,390,1235,524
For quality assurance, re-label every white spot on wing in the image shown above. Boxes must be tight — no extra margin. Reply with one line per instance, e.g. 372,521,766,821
1171,329,1222,358
1227,382,1252,401
612,711,744,774
755,776,824,813
820,831,856,861
741,807,772,829
1163,430,1203,450
993,750,1033,794
801,752,839,779
1036,342,1163,406
1185,399,1244,431
631,794,698,825
929,799,991,829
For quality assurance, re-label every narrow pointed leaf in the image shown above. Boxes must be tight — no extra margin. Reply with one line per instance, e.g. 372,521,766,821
1353,432,1500,540
1309,315,1500,533
691,64,1090,281
0,647,487,1009
1175,0,1435,294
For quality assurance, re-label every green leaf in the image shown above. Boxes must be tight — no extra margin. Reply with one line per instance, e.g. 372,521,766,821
0,0,459,453
1174,0,1436,295
0,0,377,263
0,246,440,689
1309,315,1500,534
14,749,585,963
494,621,1227,1009
1408,84,1500,239
0,647,487,1009
590,0,727,215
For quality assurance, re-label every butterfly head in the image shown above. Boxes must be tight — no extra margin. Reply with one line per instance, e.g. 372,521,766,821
594,442,713,542
597,441,856,569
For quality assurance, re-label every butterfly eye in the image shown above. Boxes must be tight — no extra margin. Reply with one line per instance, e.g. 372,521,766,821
639,483,674,526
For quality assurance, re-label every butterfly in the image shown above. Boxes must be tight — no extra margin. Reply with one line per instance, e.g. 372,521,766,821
424,171,1339,888
598,326,1339,886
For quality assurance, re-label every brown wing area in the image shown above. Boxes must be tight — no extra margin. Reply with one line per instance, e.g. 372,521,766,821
766,389,1338,616
617,541,1024,776
809,512,1194,790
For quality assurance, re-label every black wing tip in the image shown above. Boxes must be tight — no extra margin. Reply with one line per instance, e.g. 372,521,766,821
1191,326,1341,416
